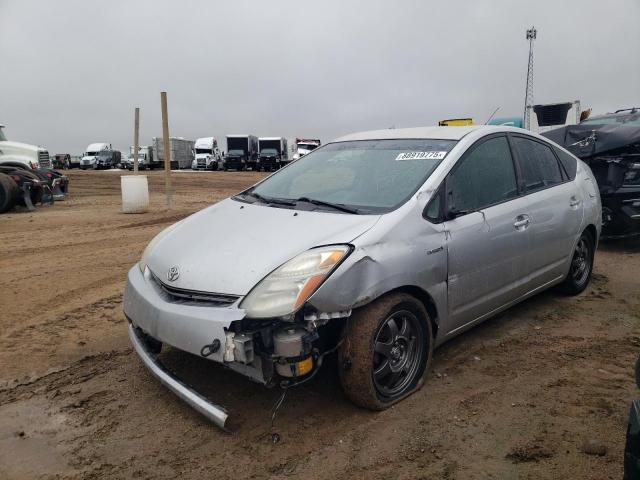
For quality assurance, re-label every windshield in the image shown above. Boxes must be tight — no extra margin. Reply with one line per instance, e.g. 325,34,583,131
245,139,456,214
298,143,318,152
85,151,99,157
260,148,279,155
581,113,640,126
195,148,212,155
228,149,245,155
0,128,6,142
97,152,111,158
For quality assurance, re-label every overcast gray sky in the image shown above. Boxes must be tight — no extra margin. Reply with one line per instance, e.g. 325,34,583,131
1,0,639,155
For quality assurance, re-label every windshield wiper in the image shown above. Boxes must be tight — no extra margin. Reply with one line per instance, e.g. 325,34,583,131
241,191,295,206
294,197,360,214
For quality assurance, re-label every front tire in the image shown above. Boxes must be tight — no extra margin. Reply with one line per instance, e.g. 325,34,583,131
558,230,595,295
338,293,433,410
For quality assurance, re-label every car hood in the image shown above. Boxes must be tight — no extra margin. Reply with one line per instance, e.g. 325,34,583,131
146,198,380,295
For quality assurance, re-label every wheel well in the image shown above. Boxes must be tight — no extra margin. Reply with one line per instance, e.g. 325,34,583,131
388,286,439,338
584,224,597,245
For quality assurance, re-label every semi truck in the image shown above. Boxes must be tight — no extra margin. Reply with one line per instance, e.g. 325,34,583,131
153,137,195,170
0,124,50,169
292,138,321,161
224,135,258,171
257,137,288,171
124,145,155,170
192,137,222,170
80,143,111,169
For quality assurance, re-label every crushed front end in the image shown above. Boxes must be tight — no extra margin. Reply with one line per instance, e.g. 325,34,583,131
543,122,640,238
123,263,346,427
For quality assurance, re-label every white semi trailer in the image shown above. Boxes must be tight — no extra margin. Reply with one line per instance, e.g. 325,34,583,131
153,137,195,170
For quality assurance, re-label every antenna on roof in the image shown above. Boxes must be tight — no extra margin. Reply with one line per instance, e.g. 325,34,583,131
485,107,501,125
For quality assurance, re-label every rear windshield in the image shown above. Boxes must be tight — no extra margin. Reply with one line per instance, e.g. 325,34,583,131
245,139,456,214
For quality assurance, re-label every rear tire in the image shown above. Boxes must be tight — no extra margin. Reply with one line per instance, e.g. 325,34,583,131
338,293,433,410
0,174,18,213
557,230,595,295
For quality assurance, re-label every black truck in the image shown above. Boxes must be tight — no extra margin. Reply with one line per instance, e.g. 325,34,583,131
224,135,258,171
542,108,640,239
257,137,287,171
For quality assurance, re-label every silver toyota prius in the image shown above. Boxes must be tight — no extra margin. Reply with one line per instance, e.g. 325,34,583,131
124,125,601,428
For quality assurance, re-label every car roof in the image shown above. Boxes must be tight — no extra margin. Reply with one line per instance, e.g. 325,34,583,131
331,125,521,142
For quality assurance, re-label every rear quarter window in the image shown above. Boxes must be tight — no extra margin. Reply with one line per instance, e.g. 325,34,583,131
553,147,578,180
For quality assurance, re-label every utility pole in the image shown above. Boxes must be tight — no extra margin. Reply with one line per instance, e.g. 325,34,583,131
160,92,173,207
133,107,140,174
523,26,537,131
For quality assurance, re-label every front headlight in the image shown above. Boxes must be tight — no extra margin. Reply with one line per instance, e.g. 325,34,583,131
138,221,183,273
240,245,351,319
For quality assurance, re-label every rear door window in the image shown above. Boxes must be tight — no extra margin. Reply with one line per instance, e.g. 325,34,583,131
553,147,578,180
446,136,518,214
512,137,564,192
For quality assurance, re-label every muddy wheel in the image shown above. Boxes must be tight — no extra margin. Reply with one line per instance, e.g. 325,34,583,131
338,293,433,410
557,230,595,295
0,173,19,213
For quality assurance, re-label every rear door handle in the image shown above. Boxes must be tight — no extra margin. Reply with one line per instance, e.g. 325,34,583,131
570,195,581,207
514,214,530,230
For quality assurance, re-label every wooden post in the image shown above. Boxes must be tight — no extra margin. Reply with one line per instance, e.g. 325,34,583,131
133,107,140,174
160,92,173,207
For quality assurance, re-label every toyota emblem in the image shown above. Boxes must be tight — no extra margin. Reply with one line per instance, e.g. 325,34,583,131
167,266,180,282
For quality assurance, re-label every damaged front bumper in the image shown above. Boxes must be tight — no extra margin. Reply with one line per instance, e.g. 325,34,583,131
123,265,327,426
128,323,229,428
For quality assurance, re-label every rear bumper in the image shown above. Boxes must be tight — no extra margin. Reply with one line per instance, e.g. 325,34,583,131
128,323,229,429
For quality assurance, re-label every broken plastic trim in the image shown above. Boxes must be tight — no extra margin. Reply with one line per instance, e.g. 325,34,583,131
128,324,229,430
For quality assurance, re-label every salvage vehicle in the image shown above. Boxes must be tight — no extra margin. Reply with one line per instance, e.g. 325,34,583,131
542,108,640,238
95,150,121,169
0,164,47,210
52,154,71,169
0,161,69,203
0,172,20,213
624,355,640,479
124,125,601,428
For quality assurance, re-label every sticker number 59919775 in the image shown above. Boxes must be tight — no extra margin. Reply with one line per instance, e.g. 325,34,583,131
395,151,447,161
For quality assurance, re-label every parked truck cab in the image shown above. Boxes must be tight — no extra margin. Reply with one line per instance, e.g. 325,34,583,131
292,138,321,161
0,124,50,169
224,135,258,171
192,137,222,170
258,137,287,171
81,143,111,170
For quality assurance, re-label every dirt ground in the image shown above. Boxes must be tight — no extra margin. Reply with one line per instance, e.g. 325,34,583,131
1,169,639,480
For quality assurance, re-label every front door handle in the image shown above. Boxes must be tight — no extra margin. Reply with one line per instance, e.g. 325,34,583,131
514,214,530,230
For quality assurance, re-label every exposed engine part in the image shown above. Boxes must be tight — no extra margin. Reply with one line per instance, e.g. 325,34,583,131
224,331,235,362
273,327,313,377
233,334,254,364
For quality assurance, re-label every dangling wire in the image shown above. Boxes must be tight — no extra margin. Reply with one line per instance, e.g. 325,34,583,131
270,388,288,443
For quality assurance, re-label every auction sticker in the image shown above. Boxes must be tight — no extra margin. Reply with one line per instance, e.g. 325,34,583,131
395,151,447,161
